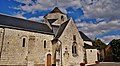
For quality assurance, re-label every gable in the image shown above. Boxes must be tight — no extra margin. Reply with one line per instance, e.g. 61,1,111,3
58,18,84,43
54,19,70,39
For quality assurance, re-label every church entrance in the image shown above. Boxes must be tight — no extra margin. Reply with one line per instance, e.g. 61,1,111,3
47,54,51,66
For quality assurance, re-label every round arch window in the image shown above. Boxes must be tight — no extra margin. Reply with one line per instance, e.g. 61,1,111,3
61,15,64,21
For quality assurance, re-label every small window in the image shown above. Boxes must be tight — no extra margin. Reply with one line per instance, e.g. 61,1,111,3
72,42,77,56
22,38,25,47
65,46,67,50
61,15,64,21
90,50,92,52
74,46,77,54
72,45,74,53
44,40,46,48
73,35,76,41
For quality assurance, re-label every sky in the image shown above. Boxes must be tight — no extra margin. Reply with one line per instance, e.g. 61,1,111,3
0,0,120,44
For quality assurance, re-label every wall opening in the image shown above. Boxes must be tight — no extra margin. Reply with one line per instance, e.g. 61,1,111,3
44,40,46,48
90,50,92,52
73,35,76,41
61,15,64,21
47,54,51,66
22,38,25,47
72,42,77,57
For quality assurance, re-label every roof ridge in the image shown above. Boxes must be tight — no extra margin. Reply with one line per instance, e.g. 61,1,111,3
44,7,66,17
50,7,63,13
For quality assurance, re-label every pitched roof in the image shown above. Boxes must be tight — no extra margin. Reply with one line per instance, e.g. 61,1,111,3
47,19,57,25
79,31,91,41
50,7,65,14
54,19,70,39
44,7,66,17
0,14,53,35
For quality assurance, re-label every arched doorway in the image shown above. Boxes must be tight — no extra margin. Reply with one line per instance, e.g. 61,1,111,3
47,54,51,66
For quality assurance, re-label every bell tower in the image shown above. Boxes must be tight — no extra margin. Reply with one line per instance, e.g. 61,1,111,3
44,7,68,26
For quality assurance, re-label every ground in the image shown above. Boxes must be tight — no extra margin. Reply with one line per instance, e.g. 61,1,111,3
86,62,120,66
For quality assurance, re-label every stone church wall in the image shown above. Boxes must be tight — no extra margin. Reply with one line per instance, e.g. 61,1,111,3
0,28,53,66
45,13,68,25
58,18,85,66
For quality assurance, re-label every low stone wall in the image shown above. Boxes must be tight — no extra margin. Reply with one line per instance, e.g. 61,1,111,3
0,64,45,66
0,65,27,66
34,64,45,66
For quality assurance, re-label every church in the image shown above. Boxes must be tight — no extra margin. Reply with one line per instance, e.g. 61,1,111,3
0,7,98,66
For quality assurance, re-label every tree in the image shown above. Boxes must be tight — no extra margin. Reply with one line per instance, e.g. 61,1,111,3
92,39,106,50
109,39,120,62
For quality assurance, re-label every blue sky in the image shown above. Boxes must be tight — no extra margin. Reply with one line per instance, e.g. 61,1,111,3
0,0,120,44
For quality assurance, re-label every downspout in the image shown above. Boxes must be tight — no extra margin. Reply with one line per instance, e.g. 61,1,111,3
0,28,5,59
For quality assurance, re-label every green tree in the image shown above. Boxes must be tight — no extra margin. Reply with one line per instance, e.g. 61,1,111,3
109,39,120,62
92,39,106,50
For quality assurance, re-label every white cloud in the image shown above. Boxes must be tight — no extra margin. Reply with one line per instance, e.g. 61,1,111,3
13,0,82,14
76,20,120,39
12,0,120,20
13,12,27,19
99,35,120,44
81,0,120,19
14,0,34,4
28,16,44,22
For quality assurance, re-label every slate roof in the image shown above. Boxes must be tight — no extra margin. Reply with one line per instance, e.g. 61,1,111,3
44,7,66,17
54,19,70,39
84,43,96,49
0,14,53,35
79,31,91,41
47,19,57,25
50,7,65,14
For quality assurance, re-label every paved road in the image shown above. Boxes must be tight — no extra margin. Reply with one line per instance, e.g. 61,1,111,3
86,62,120,66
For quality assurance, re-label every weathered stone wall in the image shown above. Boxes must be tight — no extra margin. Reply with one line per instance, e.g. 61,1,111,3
45,13,68,25
0,28,53,66
86,49,98,64
58,18,84,66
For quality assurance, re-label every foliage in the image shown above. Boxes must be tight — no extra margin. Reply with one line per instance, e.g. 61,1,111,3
92,39,106,50
109,39,120,62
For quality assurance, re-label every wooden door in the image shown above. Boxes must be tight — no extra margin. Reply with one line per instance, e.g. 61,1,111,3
47,54,51,66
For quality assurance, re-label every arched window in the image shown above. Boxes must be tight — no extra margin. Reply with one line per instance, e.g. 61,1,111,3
44,40,46,48
72,42,77,56
22,38,25,47
61,15,64,21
